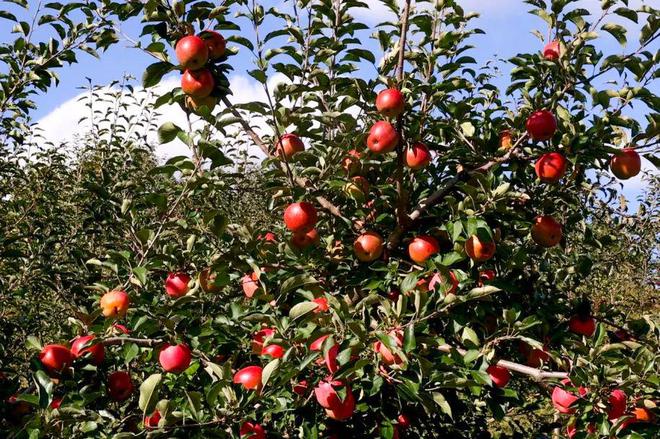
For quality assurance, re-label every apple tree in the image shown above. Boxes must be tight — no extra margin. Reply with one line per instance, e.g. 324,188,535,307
2,0,659,438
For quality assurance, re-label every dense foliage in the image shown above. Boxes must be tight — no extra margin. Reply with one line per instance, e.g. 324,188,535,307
1,0,659,438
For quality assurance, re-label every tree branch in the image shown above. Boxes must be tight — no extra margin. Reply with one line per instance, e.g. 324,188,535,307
101,337,163,347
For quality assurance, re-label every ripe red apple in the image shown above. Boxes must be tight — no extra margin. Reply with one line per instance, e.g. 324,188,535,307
397,413,411,429
290,228,319,249
567,422,596,438
607,389,627,420
535,152,567,183
144,410,161,429
526,347,551,368
233,365,263,390
252,328,276,354
405,142,432,170
309,334,338,372
186,95,218,113
526,110,557,141
342,149,362,175
551,379,587,414
181,69,214,98
50,398,62,409
312,296,329,313
353,231,384,262
376,88,405,118
499,130,513,149
242,272,259,298
39,344,73,372
112,323,131,334
159,343,192,373
275,133,305,159
165,272,191,298
610,148,641,180
309,334,330,351
283,202,318,233
261,344,285,359
70,335,105,365
478,269,496,286
374,330,404,366
486,365,511,388
293,380,308,396
240,421,266,439
107,371,133,401
465,235,496,262
314,379,356,421
7,395,31,421
100,290,130,318
531,215,562,247
426,271,459,294
175,35,208,70
199,268,220,293
408,235,440,264
367,121,399,154
568,315,596,337
543,40,560,60
198,30,226,59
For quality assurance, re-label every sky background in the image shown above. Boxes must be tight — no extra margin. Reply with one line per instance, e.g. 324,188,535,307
1,0,657,209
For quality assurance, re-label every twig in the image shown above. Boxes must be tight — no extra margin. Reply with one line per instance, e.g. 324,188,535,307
101,337,163,347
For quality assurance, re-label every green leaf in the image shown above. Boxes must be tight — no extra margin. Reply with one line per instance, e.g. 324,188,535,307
601,23,627,46
142,62,174,88
26,335,42,351
432,392,453,418
403,325,416,353
157,122,183,144
280,274,317,294
261,358,280,388
289,301,319,320
138,373,162,414
461,327,480,347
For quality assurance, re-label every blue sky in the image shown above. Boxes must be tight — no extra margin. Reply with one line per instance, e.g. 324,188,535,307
2,0,656,207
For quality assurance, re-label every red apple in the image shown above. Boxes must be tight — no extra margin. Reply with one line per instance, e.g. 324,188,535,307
233,366,262,390
487,365,511,388
293,379,308,396
252,328,276,354
353,231,384,262
405,142,431,169
107,371,133,401
199,268,220,293
39,344,73,372
342,149,362,175
198,30,226,59
242,272,259,298
376,88,405,118
258,232,277,242
499,130,513,149
610,148,641,180
165,272,191,298
309,334,330,351
312,296,329,313
261,344,285,359
100,290,130,318
465,235,496,262
374,330,404,366
186,95,218,113
175,35,208,70
531,215,562,247
397,413,411,429
551,379,587,414
144,410,161,429
535,152,567,183
275,133,305,159
427,271,459,294
50,398,62,409
314,379,356,421
568,315,596,337
290,228,319,249
112,323,131,334
159,343,192,373
543,40,560,60
526,110,557,142
526,347,551,368
408,235,440,264
240,421,266,439
478,269,496,286
309,334,338,372
283,202,318,233
367,121,399,154
70,335,105,365
607,389,627,420
567,422,596,438
181,69,214,98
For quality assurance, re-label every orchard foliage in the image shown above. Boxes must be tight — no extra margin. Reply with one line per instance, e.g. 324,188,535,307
1,0,660,438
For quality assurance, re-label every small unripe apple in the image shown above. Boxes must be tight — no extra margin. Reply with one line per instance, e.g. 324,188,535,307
165,272,191,298
107,371,133,401
233,365,263,390
290,228,319,249
353,231,384,262
531,215,562,247
535,152,567,183
568,315,596,337
486,365,511,388
261,344,285,359
175,35,208,70
405,142,431,170
275,133,304,159
342,149,362,175
70,335,105,365
242,272,259,298
551,379,587,414
181,69,214,98
610,148,641,180
240,422,266,439
144,410,161,429
100,290,130,318
367,121,399,154
408,235,440,264
283,202,318,233
375,88,405,118
465,235,496,262
186,95,218,113
198,30,226,59
159,343,192,373
39,344,73,372
526,110,557,142
543,40,560,60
